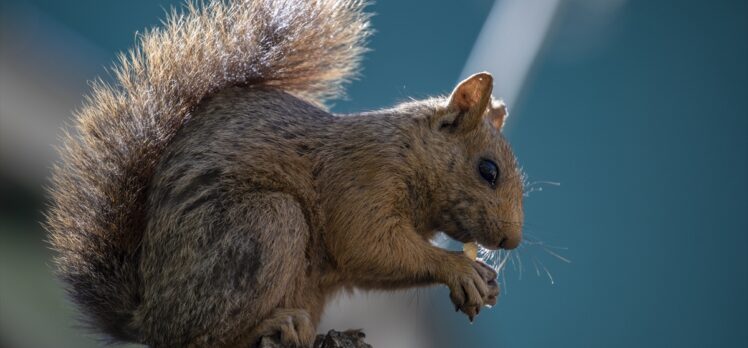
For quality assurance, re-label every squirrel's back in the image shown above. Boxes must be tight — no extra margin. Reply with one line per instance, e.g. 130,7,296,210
45,0,370,342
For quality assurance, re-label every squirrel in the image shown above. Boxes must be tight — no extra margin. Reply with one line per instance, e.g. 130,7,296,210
45,0,524,347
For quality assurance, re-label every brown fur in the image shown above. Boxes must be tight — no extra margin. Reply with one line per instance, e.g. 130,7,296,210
45,1,523,347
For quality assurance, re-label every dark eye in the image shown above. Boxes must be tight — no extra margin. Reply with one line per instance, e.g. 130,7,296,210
478,159,499,187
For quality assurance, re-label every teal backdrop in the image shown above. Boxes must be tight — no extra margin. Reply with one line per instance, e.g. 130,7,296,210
0,0,746,347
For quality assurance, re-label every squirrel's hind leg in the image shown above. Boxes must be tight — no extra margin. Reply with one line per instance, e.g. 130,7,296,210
219,191,317,347
138,190,314,347
227,192,319,347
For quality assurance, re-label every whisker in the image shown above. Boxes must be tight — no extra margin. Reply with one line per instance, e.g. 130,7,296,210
514,250,523,280
496,250,511,273
437,210,569,290
538,258,555,285
540,246,572,264
525,180,561,188
523,239,570,252
520,171,561,197
524,231,569,250
509,251,518,272
532,256,541,277
500,266,508,294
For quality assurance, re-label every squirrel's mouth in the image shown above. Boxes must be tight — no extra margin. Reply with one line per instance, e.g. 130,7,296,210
435,233,494,262
448,230,474,244
439,219,517,250
440,230,488,249
442,229,513,251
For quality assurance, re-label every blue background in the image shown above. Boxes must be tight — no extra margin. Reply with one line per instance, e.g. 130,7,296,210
0,0,746,347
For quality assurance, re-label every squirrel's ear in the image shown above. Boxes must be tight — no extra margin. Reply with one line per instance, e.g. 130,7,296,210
439,72,493,132
487,99,508,130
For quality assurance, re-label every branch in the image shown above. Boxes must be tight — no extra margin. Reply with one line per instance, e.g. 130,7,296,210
259,329,372,348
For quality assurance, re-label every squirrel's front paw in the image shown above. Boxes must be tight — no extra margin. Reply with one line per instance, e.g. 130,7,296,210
475,260,500,307
446,259,499,322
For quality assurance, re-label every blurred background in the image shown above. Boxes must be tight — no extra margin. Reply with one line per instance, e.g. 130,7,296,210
1,0,746,347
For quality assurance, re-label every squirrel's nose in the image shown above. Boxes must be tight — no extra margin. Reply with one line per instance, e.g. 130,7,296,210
499,234,521,250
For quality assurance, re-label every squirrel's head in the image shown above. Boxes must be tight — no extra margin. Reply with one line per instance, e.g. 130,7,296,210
414,73,523,250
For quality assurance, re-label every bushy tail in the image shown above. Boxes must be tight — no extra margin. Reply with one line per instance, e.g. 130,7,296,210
45,0,370,342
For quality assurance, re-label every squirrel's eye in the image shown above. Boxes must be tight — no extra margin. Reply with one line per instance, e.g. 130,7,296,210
478,159,499,187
